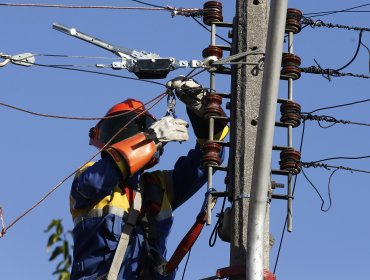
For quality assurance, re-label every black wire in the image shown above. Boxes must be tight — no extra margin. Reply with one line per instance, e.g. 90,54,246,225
130,0,167,9
313,155,370,163
336,31,363,71
301,168,338,212
209,196,227,247
181,248,191,280
359,40,370,73
191,17,232,45
31,62,166,87
273,120,306,273
310,98,370,114
303,3,370,18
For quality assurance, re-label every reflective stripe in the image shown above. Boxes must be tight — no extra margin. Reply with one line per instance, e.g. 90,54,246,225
71,185,133,226
73,205,129,226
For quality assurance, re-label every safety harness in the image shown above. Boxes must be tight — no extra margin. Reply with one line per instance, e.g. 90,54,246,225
105,181,215,280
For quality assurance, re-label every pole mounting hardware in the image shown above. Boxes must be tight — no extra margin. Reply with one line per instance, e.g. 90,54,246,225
52,22,208,79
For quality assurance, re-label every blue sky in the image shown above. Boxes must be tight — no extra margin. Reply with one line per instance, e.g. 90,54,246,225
0,1,369,279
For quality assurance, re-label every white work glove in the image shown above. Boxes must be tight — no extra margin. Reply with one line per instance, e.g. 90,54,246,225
148,116,189,143
166,76,206,117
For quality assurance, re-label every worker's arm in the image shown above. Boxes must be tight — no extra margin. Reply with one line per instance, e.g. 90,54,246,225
71,116,189,209
70,157,124,209
166,76,229,210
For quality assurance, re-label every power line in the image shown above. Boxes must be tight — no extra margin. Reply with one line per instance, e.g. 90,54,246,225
301,65,370,80
273,121,307,274
310,155,370,163
0,3,167,10
31,62,166,87
302,17,370,32
301,168,337,212
191,17,232,45
309,98,370,114
336,31,363,72
303,3,370,18
300,113,370,128
130,0,167,9
0,2,204,17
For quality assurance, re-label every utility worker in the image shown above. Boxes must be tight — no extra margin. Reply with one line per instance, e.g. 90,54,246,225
69,77,229,280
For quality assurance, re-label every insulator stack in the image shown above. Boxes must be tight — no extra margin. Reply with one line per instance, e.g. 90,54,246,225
285,8,303,34
280,100,302,127
281,53,301,80
202,46,223,59
203,93,223,119
201,142,222,167
203,1,223,26
279,148,301,175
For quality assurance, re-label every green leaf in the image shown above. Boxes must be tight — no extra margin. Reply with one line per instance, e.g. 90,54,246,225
44,219,61,233
46,233,61,251
49,246,63,261
63,240,69,259
59,271,70,280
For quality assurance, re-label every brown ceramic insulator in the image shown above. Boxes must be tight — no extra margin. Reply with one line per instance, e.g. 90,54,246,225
285,8,303,34
281,53,302,80
203,1,223,26
203,94,223,119
280,113,301,127
279,148,301,174
201,142,222,167
280,101,302,127
202,46,223,59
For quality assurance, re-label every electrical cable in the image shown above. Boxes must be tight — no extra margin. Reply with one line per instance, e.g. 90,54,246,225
191,17,232,45
301,168,337,212
181,248,192,280
0,92,167,237
34,54,117,60
309,98,370,114
0,3,167,10
336,31,363,72
359,40,370,73
130,0,167,9
208,195,227,247
312,155,370,163
0,100,164,121
31,62,166,87
273,120,306,274
303,3,370,18
300,113,370,128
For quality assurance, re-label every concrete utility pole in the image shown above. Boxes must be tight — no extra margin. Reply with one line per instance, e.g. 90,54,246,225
228,0,270,277
229,0,288,279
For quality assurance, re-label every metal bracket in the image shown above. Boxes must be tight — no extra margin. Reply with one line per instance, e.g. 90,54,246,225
52,22,206,79
11,53,35,67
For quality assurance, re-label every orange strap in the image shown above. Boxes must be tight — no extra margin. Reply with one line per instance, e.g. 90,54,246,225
165,212,207,274
104,132,156,176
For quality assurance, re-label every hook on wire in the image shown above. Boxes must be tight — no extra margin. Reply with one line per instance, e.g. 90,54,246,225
0,54,11,67
165,89,177,117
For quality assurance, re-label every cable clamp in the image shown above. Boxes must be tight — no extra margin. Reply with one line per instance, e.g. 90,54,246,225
235,193,250,201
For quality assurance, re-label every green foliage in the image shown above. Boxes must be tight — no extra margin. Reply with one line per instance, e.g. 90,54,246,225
45,219,72,280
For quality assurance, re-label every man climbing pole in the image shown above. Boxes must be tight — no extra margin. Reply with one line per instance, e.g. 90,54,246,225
69,76,229,279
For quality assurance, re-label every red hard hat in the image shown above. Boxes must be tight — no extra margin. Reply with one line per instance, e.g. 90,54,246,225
89,99,156,149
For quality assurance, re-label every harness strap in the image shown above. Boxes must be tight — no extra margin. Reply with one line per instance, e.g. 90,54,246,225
106,188,142,280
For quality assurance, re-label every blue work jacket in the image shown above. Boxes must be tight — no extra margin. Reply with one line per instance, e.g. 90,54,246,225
70,144,222,279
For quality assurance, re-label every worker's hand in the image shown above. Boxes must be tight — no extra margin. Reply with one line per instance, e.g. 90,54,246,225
148,116,189,143
166,76,206,117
